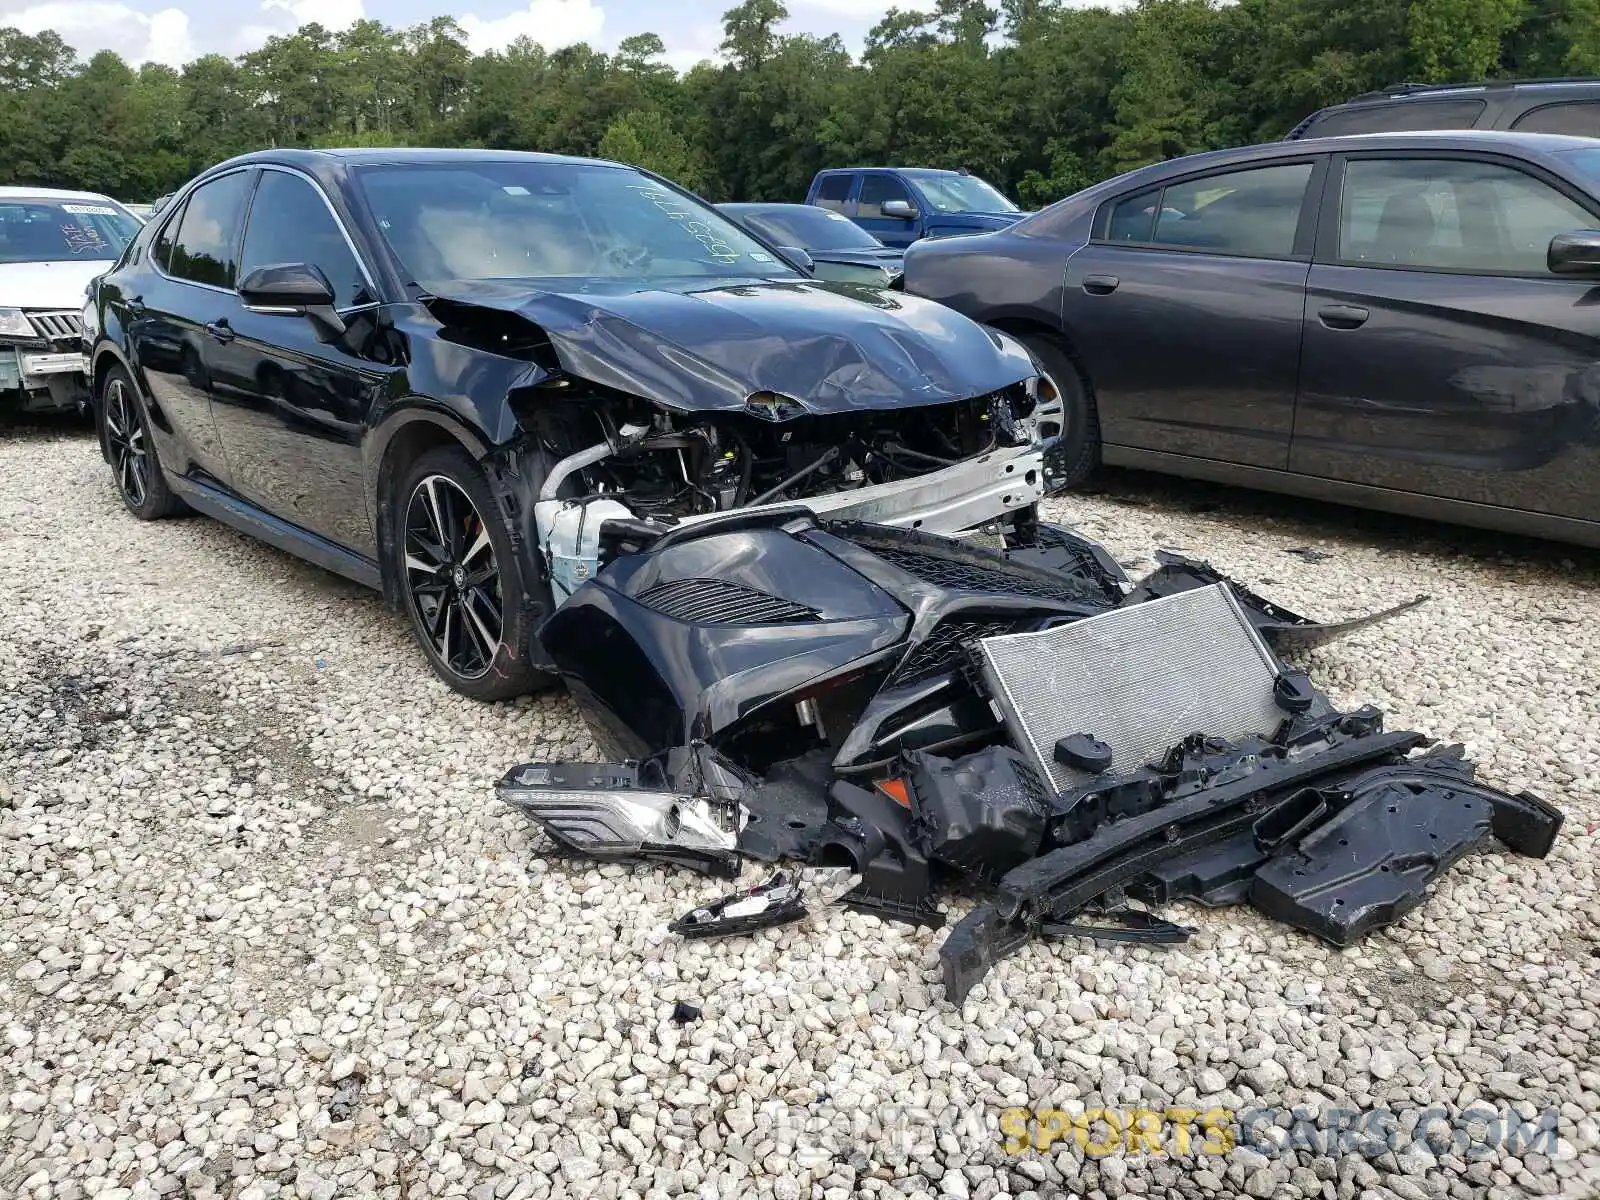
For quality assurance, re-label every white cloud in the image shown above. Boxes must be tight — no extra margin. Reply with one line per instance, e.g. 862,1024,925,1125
261,0,364,30
4,1,195,66
661,22,722,73
457,0,605,55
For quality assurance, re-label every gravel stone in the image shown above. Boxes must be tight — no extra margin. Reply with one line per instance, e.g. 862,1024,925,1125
2,424,1597,1199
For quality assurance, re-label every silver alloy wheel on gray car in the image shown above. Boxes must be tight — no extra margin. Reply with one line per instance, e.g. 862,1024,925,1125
103,376,148,507
1027,369,1067,442
403,474,504,681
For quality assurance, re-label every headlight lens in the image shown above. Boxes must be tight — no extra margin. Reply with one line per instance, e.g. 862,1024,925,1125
0,308,35,338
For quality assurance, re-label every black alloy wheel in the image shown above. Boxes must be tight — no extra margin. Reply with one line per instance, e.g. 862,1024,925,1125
404,472,504,680
393,445,555,701
104,376,148,507
101,366,185,519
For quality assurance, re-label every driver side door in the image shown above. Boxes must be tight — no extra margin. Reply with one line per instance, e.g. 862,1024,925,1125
205,167,395,557
1292,151,1600,522
854,173,921,247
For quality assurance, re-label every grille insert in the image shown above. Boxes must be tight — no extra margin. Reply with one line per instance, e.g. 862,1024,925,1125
976,582,1284,794
26,311,84,341
890,617,1023,688
637,578,820,625
868,544,1091,603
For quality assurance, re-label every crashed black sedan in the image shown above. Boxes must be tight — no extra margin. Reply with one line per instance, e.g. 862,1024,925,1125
83,149,1067,698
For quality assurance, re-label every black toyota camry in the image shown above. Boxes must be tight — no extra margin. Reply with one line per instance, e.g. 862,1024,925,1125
84,149,1069,699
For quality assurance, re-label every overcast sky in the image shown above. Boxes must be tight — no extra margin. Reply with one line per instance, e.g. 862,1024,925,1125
0,0,968,71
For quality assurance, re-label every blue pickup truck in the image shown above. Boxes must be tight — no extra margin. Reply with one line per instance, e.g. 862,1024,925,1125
803,167,1026,247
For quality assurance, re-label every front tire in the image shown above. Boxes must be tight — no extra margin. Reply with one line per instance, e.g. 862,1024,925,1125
101,367,186,519
1014,331,1100,488
393,445,554,701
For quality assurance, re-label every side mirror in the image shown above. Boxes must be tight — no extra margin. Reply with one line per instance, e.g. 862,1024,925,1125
881,199,918,220
1547,229,1600,275
774,245,815,274
238,262,346,341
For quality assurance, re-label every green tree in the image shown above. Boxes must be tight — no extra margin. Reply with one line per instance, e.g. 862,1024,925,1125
598,109,706,190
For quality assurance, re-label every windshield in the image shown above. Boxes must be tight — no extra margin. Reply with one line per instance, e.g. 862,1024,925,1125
741,206,885,251
902,172,1019,215
1557,148,1600,188
356,161,799,284
0,200,140,264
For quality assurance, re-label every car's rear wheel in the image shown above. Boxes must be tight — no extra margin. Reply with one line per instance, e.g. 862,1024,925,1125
394,445,553,701
101,367,185,519
1013,332,1100,488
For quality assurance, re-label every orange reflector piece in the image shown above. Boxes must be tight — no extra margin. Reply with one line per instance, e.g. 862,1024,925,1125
877,778,911,808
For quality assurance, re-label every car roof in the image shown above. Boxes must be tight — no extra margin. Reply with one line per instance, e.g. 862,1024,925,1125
199,147,633,174
0,185,120,203
1340,77,1600,103
1135,129,1598,179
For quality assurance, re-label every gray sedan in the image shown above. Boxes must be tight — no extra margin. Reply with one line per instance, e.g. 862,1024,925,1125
903,130,1600,548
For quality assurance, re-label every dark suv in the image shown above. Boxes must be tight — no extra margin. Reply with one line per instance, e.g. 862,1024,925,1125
1288,78,1600,140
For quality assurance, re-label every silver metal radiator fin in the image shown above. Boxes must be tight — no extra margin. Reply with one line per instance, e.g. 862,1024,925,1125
976,582,1283,794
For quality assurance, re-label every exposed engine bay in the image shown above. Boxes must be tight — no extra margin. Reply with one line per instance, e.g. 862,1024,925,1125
508,378,1063,605
495,512,1563,1000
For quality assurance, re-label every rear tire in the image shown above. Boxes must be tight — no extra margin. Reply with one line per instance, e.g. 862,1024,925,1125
101,367,186,519
1013,331,1100,488
393,444,555,702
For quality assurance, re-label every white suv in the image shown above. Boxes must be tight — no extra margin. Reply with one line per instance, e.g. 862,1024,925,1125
0,186,142,414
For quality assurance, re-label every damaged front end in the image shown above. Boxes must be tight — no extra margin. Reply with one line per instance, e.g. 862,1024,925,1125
422,284,1065,617
494,500,1561,1002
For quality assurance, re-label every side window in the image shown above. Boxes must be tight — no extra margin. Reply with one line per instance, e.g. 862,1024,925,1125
169,172,251,288
1338,157,1595,273
814,174,853,212
240,170,369,309
1101,164,1313,258
1511,101,1600,138
858,174,912,219
1105,187,1161,243
153,200,186,271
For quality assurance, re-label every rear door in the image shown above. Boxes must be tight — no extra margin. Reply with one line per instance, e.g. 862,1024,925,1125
854,172,921,247
130,168,256,484
1062,157,1325,469
1292,151,1600,522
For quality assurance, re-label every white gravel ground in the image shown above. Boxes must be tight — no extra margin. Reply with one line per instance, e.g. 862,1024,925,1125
2,417,1598,1200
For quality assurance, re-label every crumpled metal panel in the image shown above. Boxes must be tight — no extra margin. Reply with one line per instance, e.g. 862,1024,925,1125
977,582,1284,793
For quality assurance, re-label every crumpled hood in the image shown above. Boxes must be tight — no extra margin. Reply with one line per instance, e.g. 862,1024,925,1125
420,276,1036,414
0,259,112,311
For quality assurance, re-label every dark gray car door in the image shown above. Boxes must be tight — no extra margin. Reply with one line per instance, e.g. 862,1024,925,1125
1292,152,1600,523
1061,157,1325,469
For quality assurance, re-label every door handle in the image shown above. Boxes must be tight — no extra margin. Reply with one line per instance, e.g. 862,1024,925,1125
204,320,235,344
1318,304,1370,330
1083,274,1120,295
125,294,146,317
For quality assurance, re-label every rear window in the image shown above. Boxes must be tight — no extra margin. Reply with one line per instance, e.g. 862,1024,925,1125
1513,101,1600,138
1300,98,1486,138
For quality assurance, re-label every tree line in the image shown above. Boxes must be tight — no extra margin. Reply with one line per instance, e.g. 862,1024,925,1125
3,0,1598,207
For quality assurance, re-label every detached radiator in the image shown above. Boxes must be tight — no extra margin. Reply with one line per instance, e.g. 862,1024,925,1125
976,582,1286,792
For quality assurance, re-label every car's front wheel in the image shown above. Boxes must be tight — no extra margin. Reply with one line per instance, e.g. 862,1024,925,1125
1013,331,1100,488
393,445,554,701
101,367,186,519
